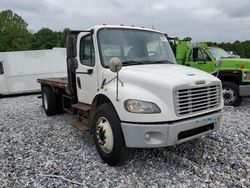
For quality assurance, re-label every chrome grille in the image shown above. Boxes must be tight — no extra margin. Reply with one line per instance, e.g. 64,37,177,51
174,85,221,116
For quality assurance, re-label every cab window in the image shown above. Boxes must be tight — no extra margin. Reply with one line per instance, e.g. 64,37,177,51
189,48,211,62
101,44,133,63
146,41,166,56
80,35,95,66
0,62,4,74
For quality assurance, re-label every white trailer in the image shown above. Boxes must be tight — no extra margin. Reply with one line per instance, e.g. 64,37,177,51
0,48,67,95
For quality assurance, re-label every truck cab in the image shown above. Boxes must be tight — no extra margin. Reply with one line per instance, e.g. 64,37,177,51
38,25,223,165
172,39,250,106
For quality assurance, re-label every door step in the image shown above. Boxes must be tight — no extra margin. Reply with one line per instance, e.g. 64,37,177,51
71,102,91,132
71,116,89,132
72,102,91,112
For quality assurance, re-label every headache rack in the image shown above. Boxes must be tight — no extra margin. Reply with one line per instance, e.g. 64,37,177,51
174,84,221,116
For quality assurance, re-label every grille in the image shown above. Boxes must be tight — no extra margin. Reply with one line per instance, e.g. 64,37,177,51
174,85,221,116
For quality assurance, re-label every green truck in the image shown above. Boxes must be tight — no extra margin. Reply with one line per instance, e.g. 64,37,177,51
168,37,250,106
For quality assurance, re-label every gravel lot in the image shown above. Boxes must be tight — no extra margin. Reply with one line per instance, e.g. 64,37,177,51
0,95,249,187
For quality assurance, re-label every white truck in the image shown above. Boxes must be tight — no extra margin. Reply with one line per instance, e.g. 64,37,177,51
38,25,223,166
0,48,66,95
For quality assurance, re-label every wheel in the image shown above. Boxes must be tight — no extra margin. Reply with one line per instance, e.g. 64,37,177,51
222,81,242,106
42,87,57,116
93,103,129,166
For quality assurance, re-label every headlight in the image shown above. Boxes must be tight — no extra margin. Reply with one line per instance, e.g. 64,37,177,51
124,99,161,113
243,72,250,80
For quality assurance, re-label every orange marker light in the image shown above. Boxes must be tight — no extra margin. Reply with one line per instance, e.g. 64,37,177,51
240,64,245,69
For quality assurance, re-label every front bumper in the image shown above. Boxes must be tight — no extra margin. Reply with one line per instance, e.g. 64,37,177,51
239,85,250,96
121,111,222,148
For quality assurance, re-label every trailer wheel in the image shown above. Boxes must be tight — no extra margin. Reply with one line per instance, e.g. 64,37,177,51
42,87,57,116
93,103,129,166
222,81,242,106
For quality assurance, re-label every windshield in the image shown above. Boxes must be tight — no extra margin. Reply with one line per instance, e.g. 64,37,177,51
98,28,176,66
208,47,234,58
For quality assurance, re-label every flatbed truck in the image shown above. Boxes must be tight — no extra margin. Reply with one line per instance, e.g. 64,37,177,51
38,25,223,165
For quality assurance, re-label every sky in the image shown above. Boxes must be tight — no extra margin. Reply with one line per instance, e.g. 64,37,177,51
1,0,250,42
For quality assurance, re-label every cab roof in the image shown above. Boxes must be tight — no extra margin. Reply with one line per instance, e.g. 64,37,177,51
92,25,162,34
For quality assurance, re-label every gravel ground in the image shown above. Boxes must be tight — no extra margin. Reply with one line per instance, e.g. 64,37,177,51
0,95,249,188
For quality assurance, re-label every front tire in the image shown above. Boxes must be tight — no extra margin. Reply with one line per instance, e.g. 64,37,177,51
93,103,129,166
222,81,242,106
42,87,57,116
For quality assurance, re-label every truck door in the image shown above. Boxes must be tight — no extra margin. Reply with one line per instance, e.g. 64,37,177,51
186,47,215,73
75,33,98,104
0,61,8,94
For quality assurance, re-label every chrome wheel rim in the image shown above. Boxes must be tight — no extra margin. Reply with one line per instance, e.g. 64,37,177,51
223,88,236,105
96,117,114,153
43,93,48,110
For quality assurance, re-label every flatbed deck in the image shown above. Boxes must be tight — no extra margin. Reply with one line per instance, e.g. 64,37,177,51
37,77,68,89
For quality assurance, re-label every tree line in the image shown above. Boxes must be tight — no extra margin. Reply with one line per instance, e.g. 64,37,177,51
1,9,250,58
0,10,68,52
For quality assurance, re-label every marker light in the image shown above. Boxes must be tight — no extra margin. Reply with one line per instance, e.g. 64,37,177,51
240,64,245,69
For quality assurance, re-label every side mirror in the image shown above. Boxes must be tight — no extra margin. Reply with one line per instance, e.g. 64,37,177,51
109,57,122,72
193,47,199,62
216,56,222,67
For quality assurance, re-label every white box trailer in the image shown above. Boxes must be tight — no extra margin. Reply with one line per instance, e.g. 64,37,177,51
0,48,67,95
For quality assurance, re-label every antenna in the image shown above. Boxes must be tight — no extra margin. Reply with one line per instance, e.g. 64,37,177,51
148,0,155,29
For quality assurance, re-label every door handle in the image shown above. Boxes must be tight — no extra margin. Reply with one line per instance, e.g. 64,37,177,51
76,69,93,75
77,77,81,89
87,69,93,74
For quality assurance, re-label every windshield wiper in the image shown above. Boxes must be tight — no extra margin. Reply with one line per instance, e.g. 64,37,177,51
122,60,145,66
148,60,174,64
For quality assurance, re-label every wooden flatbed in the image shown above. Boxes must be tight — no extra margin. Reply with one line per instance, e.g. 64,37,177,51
37,77,68,89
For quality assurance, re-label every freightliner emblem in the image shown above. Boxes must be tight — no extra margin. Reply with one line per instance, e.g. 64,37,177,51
195,80,206,85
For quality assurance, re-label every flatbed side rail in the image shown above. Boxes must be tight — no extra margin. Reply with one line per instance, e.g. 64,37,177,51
37,77,68,89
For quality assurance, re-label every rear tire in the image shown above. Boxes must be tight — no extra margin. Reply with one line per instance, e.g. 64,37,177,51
222,81,242,106
42,87,57,116
93,103,129,166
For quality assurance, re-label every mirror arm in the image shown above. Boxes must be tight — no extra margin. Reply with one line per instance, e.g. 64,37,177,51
216,67,220,77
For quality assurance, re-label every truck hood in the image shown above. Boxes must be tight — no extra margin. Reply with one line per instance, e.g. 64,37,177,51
222,58,250,69
102,63,222,122
119,64,219,87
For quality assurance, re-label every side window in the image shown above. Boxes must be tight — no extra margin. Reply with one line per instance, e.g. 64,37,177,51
80,35,95,66
189,48,211,62
0,62,4,74
198,49,211,61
